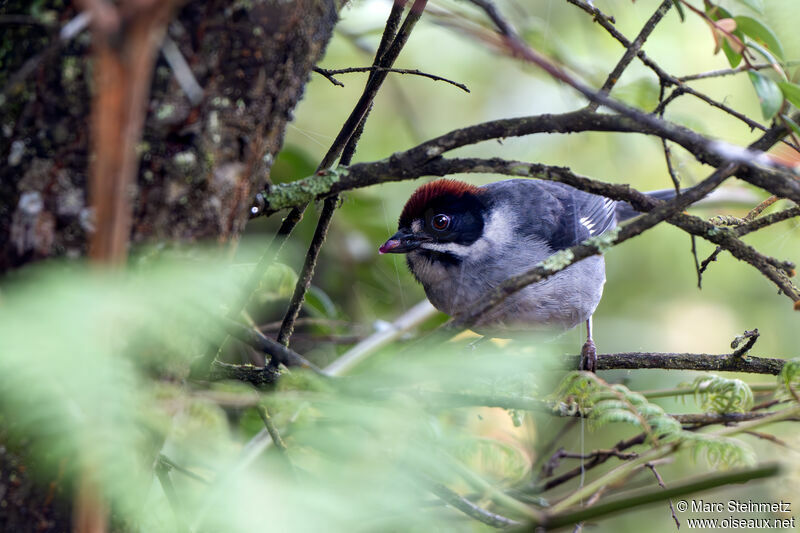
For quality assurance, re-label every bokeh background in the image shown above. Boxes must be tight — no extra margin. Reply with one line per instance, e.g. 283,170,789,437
2,0,799,531
255,0,800,371
243,0,800,530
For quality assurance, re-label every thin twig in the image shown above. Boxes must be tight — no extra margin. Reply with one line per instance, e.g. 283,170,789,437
532,420,578,483
699,201,799,277
565,0,781,139
0,14,55,27
324,300,437,376
535,463,780,529
260,317,356,331
678,63,796,82
743,430,793,449
560,450,639,461
193,1,414,374
731,328,760,358
428,482,522,528
645,462,680,529
643,383,776,399
658,81,704,290
313,66,345,86
275,196,339,348
744,196,780,222
532,433,647,493
256,404,289,454
219,317,325,374
315,66,469,92
591,0,672,108
673,411,800,425
155,461,189,533
275,0,428,347
158,455,209,484
160,35,203,105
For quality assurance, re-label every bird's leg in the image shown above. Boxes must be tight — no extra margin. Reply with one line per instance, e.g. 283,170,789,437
579,317,597,372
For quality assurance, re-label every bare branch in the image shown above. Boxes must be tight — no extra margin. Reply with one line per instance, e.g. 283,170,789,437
219,317,325,374
534,463,780,529
644,462,680,530
256,404,289,454
256,108,799,216
314,66,470,92
592,0,673,106
427,482,522,528
275,0,429,348
678,63,795,82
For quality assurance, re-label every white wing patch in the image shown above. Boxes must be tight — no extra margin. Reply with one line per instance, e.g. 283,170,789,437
580,197,616,237
579,216,596,233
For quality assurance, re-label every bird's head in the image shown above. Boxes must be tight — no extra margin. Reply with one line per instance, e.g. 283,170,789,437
379,179,489,261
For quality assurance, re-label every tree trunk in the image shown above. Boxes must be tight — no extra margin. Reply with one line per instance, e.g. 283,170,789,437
0,0,339,271
0,1,339,529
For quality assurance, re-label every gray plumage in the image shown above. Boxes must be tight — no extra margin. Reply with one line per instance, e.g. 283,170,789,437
380,178,673,337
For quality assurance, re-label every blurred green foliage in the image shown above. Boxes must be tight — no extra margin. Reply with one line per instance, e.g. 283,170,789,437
3,0,800,531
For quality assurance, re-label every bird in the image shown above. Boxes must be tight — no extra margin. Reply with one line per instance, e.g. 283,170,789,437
378,178,678,371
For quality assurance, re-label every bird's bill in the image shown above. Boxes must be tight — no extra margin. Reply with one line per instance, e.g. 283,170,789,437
379,231,424,254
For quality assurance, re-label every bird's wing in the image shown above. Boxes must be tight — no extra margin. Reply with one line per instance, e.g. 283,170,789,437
545,187,618,251
480,179,618,252
577,195,617,237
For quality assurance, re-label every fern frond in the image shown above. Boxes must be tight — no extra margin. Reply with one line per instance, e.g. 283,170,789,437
552,372,683,445
551,373,755,467
777,359,800,403
685,433,756,468
691,375,754,413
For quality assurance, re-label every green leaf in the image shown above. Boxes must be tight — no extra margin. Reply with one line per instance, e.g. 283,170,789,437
748,71,784,119
746,41,782,72
721,39,743,68
733,0,763,13
706,4,734,21
778,81,800,108
671,0,685,21
780,114,800,137
257,262,299,300
707,5,744,67
777,359,800,401
735,16,785,60
305,285,338,318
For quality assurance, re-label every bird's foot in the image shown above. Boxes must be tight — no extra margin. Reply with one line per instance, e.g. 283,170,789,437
579,339,597,373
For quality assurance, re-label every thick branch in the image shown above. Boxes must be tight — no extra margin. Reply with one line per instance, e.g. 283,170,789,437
257,109,798,215
577,352,787,375
207,361,281,387
209,351,788,391
673,412,800,425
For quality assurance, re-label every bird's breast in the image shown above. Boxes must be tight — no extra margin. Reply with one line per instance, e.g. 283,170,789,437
410,252,607,333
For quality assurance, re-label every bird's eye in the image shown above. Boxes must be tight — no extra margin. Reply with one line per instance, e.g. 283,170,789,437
431,214,451,231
